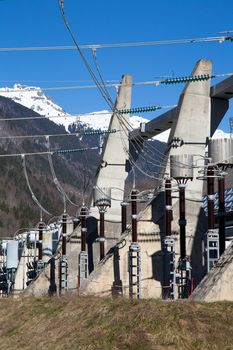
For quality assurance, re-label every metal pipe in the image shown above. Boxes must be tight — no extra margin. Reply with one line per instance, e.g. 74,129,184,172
38,222,43,261
179,184,186,259
131,189,138,243
165,178,172,236
121,201,127,234
80,207,88,252
207,166,215,230
62,213,67,256
99,210,105,260
218,175,226,255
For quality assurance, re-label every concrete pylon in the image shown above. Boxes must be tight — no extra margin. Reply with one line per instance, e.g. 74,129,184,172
167,59,212,198
159,59,212,284
78,60,214,298
93,74,132,221
87,75,132,270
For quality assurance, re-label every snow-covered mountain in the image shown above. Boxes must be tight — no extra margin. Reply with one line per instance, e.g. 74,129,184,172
0,84,150,130
0,84,229,143
0,84,78,131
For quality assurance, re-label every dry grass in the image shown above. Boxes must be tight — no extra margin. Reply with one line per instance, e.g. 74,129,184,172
0,295,232,350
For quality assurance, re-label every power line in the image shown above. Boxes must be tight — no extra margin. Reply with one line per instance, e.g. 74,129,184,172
0,104,176,122
0,129,118,140
57,0,114,109
56,1,196,180
0,80,119,83
22,155,52,216
46,137,80,209
0,146,99,158
0,35,232,53
0,72,232,93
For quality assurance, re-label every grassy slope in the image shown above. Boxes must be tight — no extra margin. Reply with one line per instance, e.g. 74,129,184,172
0,296,232,350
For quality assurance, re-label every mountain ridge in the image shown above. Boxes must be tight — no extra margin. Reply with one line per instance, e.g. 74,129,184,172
0,95,100,237
0,84,230,142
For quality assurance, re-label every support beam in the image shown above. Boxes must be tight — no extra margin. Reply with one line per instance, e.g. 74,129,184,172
211,75,233,99
130,61,233,142
210,98,229,136
130,107,177,141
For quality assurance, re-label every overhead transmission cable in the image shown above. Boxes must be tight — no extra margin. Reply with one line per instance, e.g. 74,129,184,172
0,146,99,158
3,1,233,178
57,0,155,185
0,105,176,122
0,129,118,140
22,155,52,216
72,123,93,205
90,46,158,189
0,35,232,53
56,1,195,181
82,16,169,176
46,136,80,209
57,0,113,106
117,115,167,180
89,50,159,179
0,72,232,93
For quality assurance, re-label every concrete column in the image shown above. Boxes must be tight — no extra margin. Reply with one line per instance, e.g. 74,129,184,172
89,75,132,269
92,74,132,223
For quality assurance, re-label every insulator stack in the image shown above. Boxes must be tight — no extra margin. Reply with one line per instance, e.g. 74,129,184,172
207,166,215,230
218,176,226,255
121,201,128,234
62,213,67,256
179,184,186,259
80,206,88,252
38,221,43,261
78,206,89,289
131,189,138,243
99,211,105,260
165,178,172,237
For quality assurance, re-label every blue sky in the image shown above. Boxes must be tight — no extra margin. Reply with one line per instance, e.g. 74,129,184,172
0,0,233,131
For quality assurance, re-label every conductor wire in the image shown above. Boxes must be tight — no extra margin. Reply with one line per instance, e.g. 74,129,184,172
22,155,52,216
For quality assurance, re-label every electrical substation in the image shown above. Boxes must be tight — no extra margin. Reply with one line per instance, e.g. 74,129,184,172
1,59,233,302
